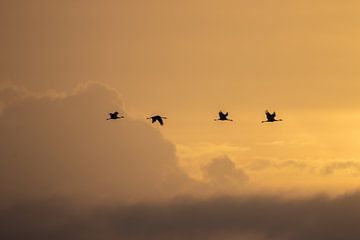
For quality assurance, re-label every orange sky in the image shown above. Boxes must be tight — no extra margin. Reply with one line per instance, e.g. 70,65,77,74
2,0,360,199
4,1,360,239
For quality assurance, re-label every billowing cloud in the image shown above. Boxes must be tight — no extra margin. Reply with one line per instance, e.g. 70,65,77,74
3,193,360,240
0,82,191,204
204,156,249,187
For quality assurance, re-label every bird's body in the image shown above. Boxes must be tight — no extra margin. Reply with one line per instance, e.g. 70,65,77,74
262,110,282,123
214,111,233,121
107,112,124,120
147,115,167,125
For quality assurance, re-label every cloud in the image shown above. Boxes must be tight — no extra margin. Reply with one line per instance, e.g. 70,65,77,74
200,156,249,196
321,161,360,175
276,160,307,169
204,156,249,184
105,193,360,240
244,158,307,171
5,82,360,239
177,142,250,159
0,82,191,204
3,193,360,240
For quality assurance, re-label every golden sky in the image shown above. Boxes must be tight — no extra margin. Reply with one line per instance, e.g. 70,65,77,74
2,1,360,239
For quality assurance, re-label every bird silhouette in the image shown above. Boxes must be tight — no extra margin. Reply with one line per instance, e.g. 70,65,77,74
262,110,282,123
147,115,167,125
214,111,233,121
106,112,124,120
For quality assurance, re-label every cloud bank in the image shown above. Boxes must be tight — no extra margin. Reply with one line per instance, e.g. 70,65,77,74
3,82,359,240
2,193,360,240
0,82,191,204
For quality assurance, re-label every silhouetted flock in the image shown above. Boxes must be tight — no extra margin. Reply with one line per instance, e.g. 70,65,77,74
107,110,282,126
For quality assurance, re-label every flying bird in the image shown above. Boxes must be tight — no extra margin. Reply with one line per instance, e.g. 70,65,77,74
107,112,124,120
262,110,282,123
147,115,167,126
214,111,233,121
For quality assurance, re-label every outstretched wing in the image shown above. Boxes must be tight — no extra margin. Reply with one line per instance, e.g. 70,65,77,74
157,116,164,125
265,110,271,119
265,110,275,121
219,111,226,118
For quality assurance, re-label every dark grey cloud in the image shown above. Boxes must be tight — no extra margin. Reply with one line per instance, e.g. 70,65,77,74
2,193,360,240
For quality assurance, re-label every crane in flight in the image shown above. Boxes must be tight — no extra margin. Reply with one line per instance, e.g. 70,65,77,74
147,115,167,126
106,112,124,120
262,110,282,123
214,111,233,121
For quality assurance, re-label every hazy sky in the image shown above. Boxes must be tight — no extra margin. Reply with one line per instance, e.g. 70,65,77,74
2,1,360,239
